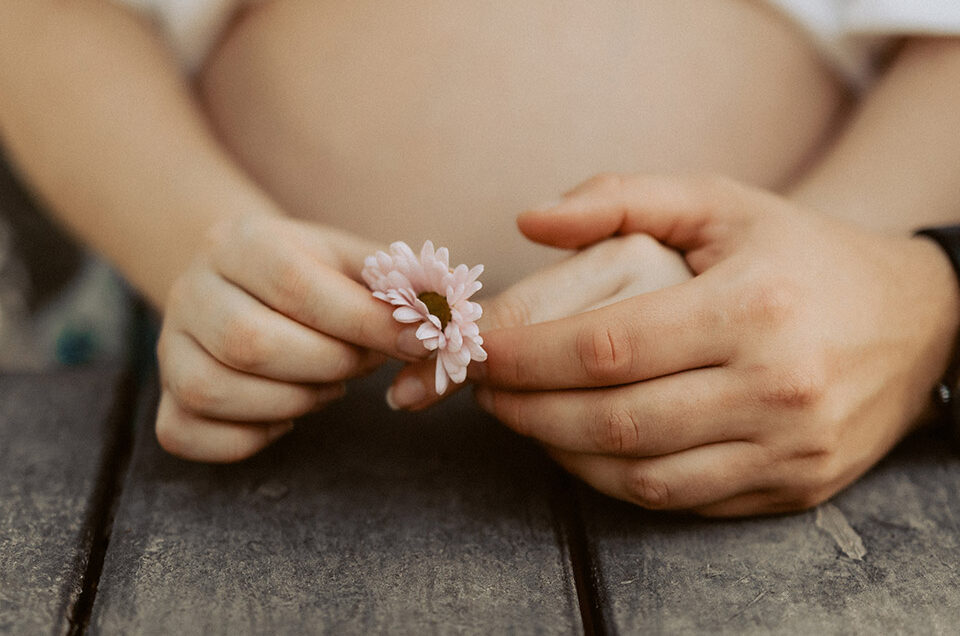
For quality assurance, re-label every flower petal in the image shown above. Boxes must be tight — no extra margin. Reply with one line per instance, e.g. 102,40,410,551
435,246,449,268
386,270,413,291
466,337,487,361
393,306,424,323
445,324,463,351
435,357,449,394
448,364,467,384
392,241,417,262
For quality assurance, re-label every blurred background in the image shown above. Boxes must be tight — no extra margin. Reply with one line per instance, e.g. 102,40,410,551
0,153,131,370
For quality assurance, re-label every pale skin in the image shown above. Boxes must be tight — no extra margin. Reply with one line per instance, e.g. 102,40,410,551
1,1,959,513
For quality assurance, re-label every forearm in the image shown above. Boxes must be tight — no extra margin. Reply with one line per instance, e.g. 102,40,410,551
789,37,960,232
0,0,281,307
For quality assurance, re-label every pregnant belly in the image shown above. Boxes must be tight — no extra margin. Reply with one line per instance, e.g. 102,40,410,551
202,0,839,293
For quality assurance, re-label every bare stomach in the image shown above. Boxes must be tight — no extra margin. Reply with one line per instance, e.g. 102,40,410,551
200,0,843,293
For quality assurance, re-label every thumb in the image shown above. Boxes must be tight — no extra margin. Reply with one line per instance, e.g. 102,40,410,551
518,173,750,254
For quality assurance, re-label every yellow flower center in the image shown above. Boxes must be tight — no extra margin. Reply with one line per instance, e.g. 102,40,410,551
417,291,451,329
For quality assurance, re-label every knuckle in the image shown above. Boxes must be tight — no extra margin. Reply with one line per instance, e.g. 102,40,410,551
486,293,531,330
590,233,658,265
593,403,641,454
219,314,268,371
737,277,798,328
320,349,359,382
495,393,530,437
310,340,362,383
576,321,634,383
271,259,311,310
155,407,187,459
588,172,628,192
625,467,671,509
754,365,825,410
351,315,383,350
616,232,659,255
170,371,220,416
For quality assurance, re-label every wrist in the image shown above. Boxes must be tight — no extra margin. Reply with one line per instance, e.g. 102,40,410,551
910,229,960,431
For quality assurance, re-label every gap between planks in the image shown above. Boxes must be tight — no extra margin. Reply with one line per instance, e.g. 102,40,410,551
66,303,151,635
551,471,607,636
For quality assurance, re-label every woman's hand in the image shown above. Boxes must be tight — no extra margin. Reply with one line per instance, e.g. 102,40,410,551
471,174,960,516
156,213,429,462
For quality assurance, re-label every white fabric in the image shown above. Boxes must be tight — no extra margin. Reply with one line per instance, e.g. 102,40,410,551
767,0,960,88
116,0,960,83
113,0,254,73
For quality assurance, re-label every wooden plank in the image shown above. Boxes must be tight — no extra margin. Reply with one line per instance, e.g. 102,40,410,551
580,427,960,635
91,368,582,634
0,365,130,634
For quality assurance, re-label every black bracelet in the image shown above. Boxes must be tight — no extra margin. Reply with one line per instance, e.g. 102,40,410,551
914,226,960,433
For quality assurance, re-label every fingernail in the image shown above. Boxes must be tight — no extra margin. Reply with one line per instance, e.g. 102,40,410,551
396,327,429,360
530,198,563,212
474,386,494,411
267,421,294,441
386,375,428,410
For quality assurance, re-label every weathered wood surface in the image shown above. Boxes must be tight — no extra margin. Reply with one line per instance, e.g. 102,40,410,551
90,369,582,635
11,362,960,635
0,365,129,635
580,426,960,635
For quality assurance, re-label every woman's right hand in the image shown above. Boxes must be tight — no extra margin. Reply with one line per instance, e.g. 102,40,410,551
155,213,429,462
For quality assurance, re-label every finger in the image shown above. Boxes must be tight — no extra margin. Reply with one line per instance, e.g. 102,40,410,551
172,270,387,381
482,235,656,330
583,244,692,312
159,330,346,421
212,216,423,358
155,391,296,463
474,368,754,456
547,441,768,510
475,271,734,390
385,357,459,411
692,481,836,517
518,174,753,261
691,491,806,517
293,223,383,281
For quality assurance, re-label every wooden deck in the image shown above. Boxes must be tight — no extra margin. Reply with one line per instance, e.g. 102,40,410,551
3,355,960,635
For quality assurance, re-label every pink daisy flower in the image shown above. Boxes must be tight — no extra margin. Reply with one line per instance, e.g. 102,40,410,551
361,240,487,394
